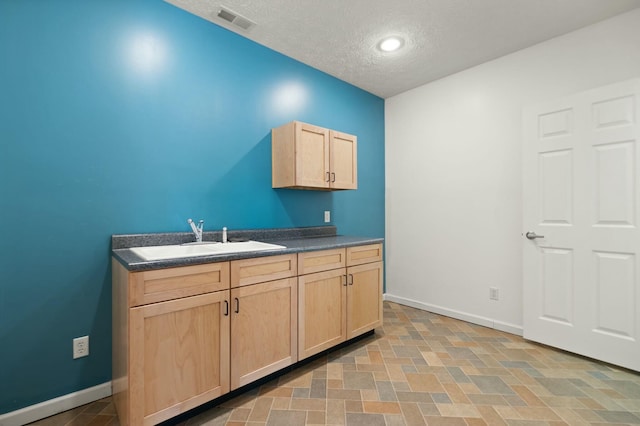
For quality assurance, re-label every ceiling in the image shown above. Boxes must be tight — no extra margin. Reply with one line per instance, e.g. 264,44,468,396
165,0,640,98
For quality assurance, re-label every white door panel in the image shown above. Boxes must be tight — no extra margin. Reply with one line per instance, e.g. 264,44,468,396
523,78,640,372
539,150,573,225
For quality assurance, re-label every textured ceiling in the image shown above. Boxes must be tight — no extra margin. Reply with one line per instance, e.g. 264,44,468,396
165,0,640,98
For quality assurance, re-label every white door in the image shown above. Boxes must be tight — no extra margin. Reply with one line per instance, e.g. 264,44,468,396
523,79,640,371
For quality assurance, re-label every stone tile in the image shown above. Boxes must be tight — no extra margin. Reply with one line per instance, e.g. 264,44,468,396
328,378,344,389
513,406,562,421
467,394,509,406
470,375,515,395
310,378,327,398
328,389,362,400
375,380,397,401
362,401,402,414
422,352,444,367
343,371,376,390
259,386,293,397
510,385,545,407
327,399,346,425
436,403,481,418
361,389,380,401
280,370,314,388
247,397,274,422
535,377,586,397
392,381,411,392
292,387,310,398
384,414,407,426
345,400,364,413
465,418,489,426
551,407,591,424
271,396,291,410
395,391,433,403
595,410,640,424
446,347,480,361
606,380,640,399
503,395,526,407
289,397,326,411
405,373,445,392
442,382,471,404
422,416,467,425
431,393,452,404
399,402,427,426
345,412,386,426
477,405,508,426
229,407,252,421
418,402,440,416
307,410,326,424
265,409,306,426
446,366,471,383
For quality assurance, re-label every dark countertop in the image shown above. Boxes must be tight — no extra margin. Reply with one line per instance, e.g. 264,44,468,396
112,226,383,272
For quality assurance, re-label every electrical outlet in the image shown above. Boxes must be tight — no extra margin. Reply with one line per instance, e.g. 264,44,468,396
324,211,331,223
73,336,89,359
489,287,500,301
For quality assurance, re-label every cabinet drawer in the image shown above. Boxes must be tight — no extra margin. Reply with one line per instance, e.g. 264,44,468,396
346,244,383,266
231,254,297,288
129,262,230,307
298,248,346,275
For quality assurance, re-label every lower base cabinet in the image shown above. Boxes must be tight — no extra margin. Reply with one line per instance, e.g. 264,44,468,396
230,278,297,390
113,244,382,425
298,269,347,359
298,245,383,360
112,261,232,426
347,261,384,338
130,291,231,425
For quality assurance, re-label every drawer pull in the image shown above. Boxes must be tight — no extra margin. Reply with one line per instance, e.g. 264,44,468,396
234,297,240,313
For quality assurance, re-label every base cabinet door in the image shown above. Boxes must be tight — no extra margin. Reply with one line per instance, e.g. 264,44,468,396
129,290,230,426
230,278,298,390
347,261,384,339
298,268,347,360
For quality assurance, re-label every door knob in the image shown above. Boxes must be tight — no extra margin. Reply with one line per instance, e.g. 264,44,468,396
525,231,544,240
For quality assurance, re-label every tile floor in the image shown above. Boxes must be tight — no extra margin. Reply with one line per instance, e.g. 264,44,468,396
28,301,640,425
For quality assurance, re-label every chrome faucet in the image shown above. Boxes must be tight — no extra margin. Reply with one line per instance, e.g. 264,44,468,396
187,218,204,242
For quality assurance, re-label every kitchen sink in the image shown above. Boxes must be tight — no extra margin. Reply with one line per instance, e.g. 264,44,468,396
130,241,286,261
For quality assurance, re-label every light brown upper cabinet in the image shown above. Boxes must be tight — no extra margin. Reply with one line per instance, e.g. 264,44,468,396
272,121,357,190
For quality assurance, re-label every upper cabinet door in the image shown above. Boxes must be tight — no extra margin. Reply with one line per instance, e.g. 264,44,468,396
296,122,331,188
329,130,357,190
272,121,357,191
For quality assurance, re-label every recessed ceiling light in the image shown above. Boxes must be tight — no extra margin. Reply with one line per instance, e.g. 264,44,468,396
378,36,404,52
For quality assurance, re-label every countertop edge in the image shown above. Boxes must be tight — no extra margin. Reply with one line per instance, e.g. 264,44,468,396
113,236,384,272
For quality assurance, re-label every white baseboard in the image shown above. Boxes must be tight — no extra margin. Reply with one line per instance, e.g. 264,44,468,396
383,293,523,336
0,382,112,426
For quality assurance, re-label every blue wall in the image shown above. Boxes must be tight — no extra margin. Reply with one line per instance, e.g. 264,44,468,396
0,0,384,414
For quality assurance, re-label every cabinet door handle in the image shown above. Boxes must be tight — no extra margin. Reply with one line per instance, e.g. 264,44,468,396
234,297,240,313
331,172,336,182
224,300,229,316
326,171,330,182
348,274,354,285
342,274,347,286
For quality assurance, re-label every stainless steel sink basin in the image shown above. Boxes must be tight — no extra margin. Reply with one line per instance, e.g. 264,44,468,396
130,241,286,261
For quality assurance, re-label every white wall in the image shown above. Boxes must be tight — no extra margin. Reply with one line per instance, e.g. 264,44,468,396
385,8,640,333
